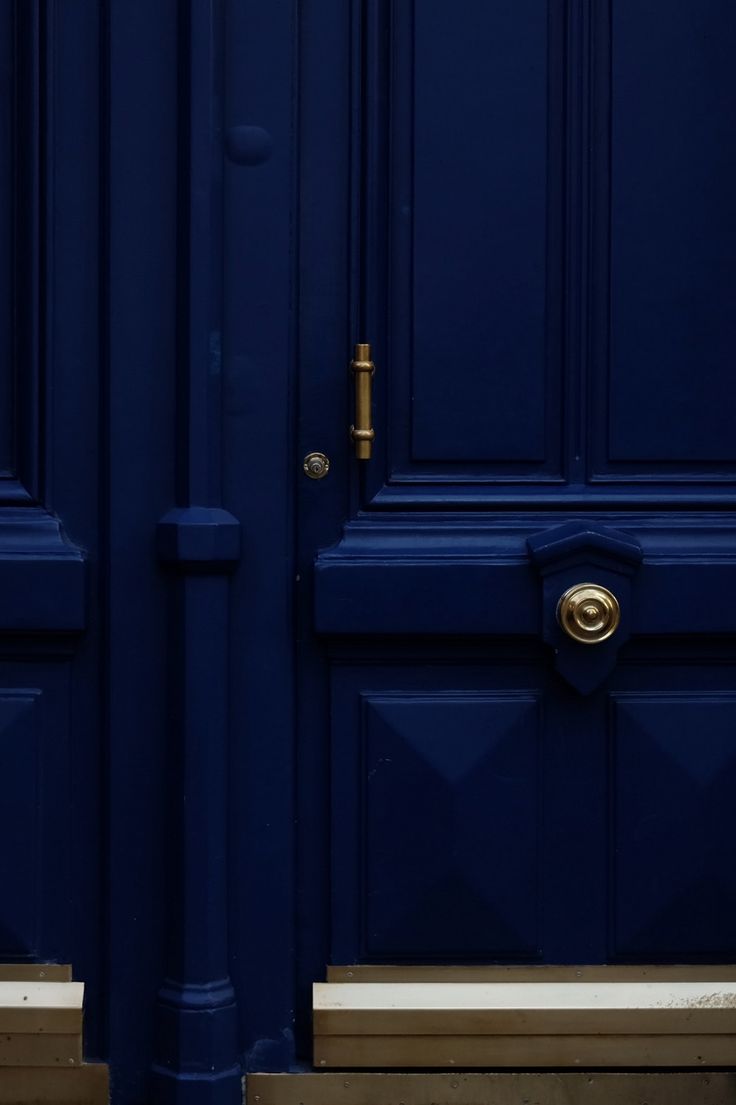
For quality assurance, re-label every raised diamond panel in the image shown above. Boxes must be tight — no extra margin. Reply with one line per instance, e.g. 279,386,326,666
0,691,41,956
611,693,736,958
361,693,540,960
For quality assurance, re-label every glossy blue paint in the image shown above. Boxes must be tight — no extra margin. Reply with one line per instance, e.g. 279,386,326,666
4,1,736,1101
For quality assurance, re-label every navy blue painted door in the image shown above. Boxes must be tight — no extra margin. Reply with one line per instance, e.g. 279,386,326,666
6,0,736,1094
295,0,736,1037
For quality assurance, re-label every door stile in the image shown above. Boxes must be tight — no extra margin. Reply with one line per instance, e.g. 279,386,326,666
294,0,355,1061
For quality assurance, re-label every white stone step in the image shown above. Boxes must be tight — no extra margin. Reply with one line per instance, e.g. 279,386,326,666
314,977,736,1067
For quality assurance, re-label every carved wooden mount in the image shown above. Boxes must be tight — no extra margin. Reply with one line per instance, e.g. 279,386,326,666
527,522,643,694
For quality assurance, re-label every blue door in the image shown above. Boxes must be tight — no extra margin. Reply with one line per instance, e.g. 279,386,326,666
291,0,736,1047
6,0,736,1096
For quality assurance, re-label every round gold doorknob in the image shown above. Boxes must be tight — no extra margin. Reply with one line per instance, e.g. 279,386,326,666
556,583,620,645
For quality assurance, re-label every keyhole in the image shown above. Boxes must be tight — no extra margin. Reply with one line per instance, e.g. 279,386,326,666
303,452,330,480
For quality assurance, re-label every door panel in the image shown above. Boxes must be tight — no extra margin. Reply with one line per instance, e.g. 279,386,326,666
611,690,736,959
0,669,77,964
295,0,736,1051
329,656,610,967
329,656,736,968
334,686,541,961
332,666,543,964
410,1,556,467
0,690,42,955
356,0,736,505
601,1,736,474
0,4,13,474
362,0,564,499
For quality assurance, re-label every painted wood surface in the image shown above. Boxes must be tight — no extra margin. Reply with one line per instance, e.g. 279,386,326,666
4,0,736,1099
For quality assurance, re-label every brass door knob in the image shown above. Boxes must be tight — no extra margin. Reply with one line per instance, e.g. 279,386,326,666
556,583,620,645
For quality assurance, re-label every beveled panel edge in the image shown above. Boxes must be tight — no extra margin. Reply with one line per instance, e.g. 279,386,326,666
246,1072,736,1105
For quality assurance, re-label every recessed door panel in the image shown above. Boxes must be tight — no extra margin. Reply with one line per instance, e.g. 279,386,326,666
0,6,12,475
349,1,736,502
597,1,736,477
364,0,565,493
411,1,554,466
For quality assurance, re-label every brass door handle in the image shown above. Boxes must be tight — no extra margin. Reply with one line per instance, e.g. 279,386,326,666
350,343,375,460
557,583,621,644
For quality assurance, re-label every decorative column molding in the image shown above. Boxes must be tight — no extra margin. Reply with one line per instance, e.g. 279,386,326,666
152,1,242,1101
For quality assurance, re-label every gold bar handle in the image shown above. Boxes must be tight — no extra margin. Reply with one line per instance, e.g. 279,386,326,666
350,342,375,460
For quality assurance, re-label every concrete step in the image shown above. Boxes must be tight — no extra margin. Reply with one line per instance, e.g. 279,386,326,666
0,969,108,1101
249,1072,736,1105
0,981,84,1040
0,1065,109,1104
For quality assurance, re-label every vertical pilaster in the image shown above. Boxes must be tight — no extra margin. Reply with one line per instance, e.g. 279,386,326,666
152,0,241,1100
